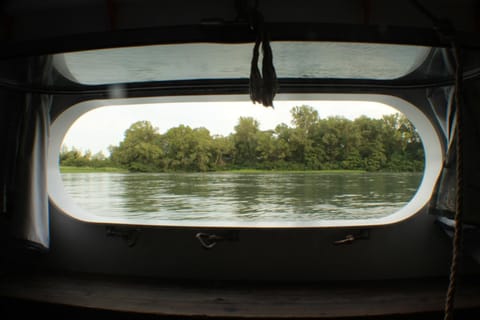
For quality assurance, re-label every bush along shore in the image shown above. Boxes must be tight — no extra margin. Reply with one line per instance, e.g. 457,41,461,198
60,105,424,173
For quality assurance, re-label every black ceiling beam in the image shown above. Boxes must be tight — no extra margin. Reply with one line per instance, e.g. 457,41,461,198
1,22,479,60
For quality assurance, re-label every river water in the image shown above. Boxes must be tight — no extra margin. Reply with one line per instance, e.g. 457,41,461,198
61,172,422,224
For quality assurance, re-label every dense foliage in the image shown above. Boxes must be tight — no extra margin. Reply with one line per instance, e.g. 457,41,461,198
60,105,424,172
59,146,112,168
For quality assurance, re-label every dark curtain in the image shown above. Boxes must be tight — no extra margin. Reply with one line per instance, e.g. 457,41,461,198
427,85,457,220
429,76,480,227
0,92,52,250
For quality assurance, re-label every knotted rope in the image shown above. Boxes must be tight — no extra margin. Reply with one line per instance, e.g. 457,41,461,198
444,41,464,320
409,2,465,318
249,10,278,108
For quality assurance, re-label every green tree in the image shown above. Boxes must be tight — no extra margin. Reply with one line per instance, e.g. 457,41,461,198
110,120,163,172
354,116,387,171
289,105,320,167
380,114,424,171
59,145,92,167
91,105,425,173
256,130,277,168
162,125,214,171
232,117,260,166
163,125,193,170
190,127,213,171
210,134,235,169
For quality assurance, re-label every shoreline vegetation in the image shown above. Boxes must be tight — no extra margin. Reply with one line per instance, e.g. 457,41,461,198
60,166,129,173
60,166,368,174
60,105,424,174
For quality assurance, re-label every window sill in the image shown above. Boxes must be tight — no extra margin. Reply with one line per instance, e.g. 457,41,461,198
1,271,479,318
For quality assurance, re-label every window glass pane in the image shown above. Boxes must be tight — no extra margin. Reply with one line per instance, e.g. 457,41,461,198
55,99,429,227
54,42,431,84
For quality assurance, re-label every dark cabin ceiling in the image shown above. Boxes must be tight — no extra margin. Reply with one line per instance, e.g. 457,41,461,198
0,0,479,52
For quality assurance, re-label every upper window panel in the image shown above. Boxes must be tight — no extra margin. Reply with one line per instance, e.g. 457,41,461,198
53,42,431,85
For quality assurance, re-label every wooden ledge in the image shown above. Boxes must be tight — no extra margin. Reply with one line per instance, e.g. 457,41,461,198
1,271,479,318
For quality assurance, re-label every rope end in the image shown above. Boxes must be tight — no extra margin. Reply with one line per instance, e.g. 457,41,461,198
248,11,278,108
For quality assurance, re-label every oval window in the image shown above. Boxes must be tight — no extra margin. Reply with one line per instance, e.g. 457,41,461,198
48,94,443,227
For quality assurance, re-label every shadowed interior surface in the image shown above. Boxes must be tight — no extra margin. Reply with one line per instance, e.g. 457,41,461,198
1,1,480,319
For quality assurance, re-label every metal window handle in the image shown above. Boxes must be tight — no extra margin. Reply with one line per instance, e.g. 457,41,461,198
195,231,239,250
105,226,139,247
196,232,224,249
333,229,370,245
334,234,356,245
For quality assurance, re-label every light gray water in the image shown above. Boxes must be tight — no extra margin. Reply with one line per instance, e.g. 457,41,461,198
61,172,422,224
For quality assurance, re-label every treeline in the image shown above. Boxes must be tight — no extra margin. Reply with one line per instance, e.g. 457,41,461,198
60,146,112,168
60,105,424,172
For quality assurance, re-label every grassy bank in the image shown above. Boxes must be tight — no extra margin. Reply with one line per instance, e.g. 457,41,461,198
60,166,128,173
223,169,366,174
60,167,373,174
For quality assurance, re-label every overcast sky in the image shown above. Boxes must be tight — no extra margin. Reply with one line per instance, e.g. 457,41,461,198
61,100,399,155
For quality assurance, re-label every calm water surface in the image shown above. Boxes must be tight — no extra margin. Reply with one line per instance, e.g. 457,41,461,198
61,172,422,223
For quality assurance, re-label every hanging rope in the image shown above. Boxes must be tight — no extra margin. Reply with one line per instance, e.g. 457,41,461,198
249,34,262,104
248,7,278,108
409,2,464,319
444,41,464,320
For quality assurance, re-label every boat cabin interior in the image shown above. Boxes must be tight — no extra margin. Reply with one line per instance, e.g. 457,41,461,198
1,0,480,319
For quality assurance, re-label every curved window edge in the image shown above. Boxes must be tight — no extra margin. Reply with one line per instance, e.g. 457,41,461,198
47,93,444,228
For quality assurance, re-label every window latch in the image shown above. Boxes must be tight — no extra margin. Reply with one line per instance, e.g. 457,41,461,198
334,234,356,245
195,231,239,250
106,226,140,247
333,229,370,245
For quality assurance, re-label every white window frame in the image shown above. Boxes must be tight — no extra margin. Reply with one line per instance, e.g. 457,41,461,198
48,93,443,228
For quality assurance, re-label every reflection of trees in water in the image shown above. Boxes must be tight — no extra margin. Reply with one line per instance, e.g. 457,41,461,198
355,173,421,203
122,173,222,215
160,173,213,197
65,172,423,221
121,174,163,212
230,174,263,217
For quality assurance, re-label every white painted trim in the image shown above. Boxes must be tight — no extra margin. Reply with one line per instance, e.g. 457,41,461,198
48,94,443,228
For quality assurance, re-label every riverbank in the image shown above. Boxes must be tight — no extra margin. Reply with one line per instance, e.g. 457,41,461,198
60,166,367,174
225,169,366,174
60,166,129,173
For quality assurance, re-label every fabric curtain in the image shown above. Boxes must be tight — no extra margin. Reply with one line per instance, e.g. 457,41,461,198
13,94,52,249
427,85,457,220
428,72,480,227
0,92,52,250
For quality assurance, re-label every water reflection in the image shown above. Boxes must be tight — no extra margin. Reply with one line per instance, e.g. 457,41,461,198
61,172,422,223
